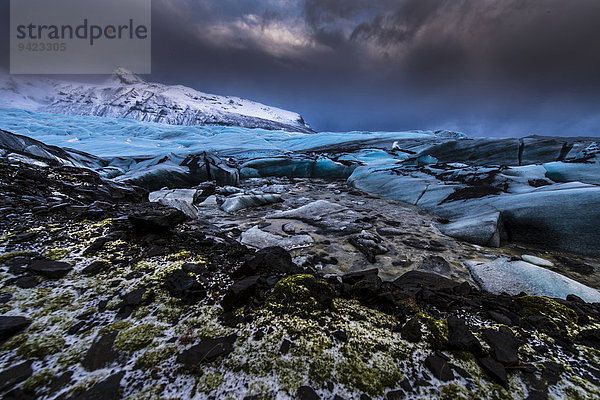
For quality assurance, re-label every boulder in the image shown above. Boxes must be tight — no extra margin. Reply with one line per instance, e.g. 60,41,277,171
70,372,124,400
129,209,188,234
0,316,30,342
29,259,73,278
482,327,520,366
447,317,482,355
296,386,321,400
234,246,298,278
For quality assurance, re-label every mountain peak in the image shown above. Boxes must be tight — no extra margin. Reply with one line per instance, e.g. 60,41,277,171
109,67,143,85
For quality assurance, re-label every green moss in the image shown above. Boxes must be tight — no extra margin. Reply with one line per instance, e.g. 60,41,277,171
131,305,152,320
308,353,335,383
520,296,578,329
124,384,165,400
17,333,65,359
441,384,477,400
136,344,178,368
196,372,225,395
336,349,403,396
166,250,192,261
225,298,407,397
133,260,157,273
155,296,189,325
43,248,70,261
0,232,16,243
23,369,54,393
29,290,77,318
416,312,448,349
177,306,233,340
1,333,28,351
265,274,333,314
565,375,600,399
57,339,92,367
114,323,163,352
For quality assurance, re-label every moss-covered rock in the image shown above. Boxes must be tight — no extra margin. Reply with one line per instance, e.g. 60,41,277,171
44,248,70,260
166,250,192,261
114,323,163,352
23,369,54,393
136,344,178,368
17,333,65,359
1,333,28,351
520,296,578,329
266,274,334,314
416,312,449,349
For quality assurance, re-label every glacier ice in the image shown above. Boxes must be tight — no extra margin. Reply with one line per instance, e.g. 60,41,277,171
240,226,314,250
221,194,282,213
466,258,600,302
148,189,200,219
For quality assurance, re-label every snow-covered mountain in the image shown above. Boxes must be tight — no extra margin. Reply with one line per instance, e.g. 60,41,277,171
0,68,314,133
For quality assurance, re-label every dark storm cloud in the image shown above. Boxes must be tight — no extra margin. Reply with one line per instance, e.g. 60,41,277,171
1,0,599,136
346,0,600,89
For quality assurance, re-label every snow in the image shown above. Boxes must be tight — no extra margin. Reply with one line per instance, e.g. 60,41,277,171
0,69,313,133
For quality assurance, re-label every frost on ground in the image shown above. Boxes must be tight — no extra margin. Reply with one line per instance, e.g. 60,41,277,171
1,157,600,400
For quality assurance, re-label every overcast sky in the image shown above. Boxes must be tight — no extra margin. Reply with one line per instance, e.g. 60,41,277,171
2,0,600,136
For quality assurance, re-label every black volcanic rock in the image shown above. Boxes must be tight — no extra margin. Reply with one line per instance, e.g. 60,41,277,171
0,316,30,342
296,386,320,400
82,260,110,275
177,334,237,368
479,357,508,386
483,327,520,366
0,361,33,392
575,329,600,350
163,270,206,305
14,276,40,288
82,332,119,371
424,355,454,381
447,316,482,355
70,372,124,400
29,259,73,278
221,276,261,311
401,318,422,343
128,210,188,234
234,246,298,278
393,271,459,291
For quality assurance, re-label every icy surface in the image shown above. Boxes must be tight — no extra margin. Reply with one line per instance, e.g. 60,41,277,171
221,194,282,213
148,189,200,219
466,258,600,302
240,226,314,250
0,108,446,158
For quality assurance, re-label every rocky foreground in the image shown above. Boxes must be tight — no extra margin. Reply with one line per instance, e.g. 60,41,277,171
1,154,600,399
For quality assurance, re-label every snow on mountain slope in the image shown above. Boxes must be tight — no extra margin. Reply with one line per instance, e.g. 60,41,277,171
0,68,314,133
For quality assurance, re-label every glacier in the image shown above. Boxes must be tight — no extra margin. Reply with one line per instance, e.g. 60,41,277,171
1,106,599,257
